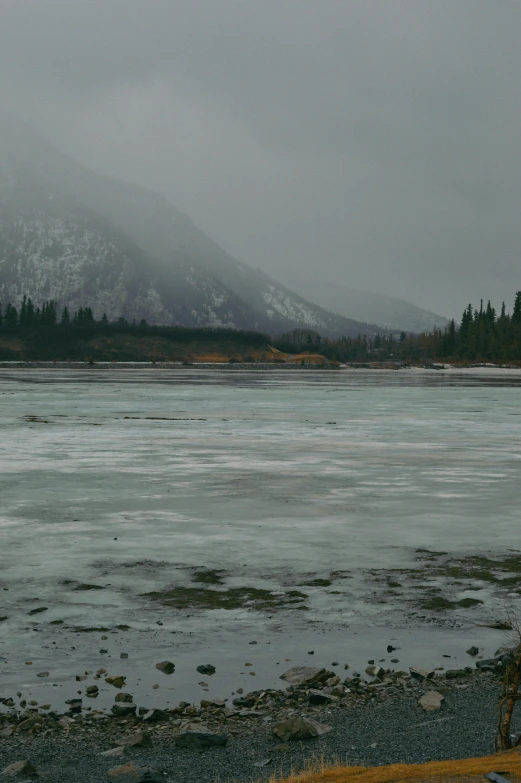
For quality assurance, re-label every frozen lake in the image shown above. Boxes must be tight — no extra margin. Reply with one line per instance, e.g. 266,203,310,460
1,367,520,711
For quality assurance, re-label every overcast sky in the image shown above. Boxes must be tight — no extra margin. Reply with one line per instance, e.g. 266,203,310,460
1,0,521,316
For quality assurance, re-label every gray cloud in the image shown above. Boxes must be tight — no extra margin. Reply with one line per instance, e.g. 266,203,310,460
2,0,521,316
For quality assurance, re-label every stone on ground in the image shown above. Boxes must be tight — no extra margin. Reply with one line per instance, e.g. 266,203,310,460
155,661,175,675
107,762,162,782
175,726,228,748
279,666,333,686
272,716,332,742
419,691,444,711
1,760,37,778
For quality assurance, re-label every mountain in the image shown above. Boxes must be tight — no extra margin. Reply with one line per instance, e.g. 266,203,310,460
274,273,449,334
0,113,386,338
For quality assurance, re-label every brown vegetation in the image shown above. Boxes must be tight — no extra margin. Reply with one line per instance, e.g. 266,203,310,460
268,748,521,783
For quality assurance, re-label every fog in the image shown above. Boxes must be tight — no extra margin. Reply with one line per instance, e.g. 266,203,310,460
1,0,521,317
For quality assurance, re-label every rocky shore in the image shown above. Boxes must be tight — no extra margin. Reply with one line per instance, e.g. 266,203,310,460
0,649,517,782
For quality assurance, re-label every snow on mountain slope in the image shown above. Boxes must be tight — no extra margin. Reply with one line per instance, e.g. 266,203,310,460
0,114,386,337
276,274,450,334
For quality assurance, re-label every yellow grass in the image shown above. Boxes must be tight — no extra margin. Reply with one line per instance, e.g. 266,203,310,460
266,748,521,783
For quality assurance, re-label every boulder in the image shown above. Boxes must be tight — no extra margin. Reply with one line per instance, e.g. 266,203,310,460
105,676,126,689
419,691,444,711
196,664,216,676
272,716,332,742
476,658,500,670
141,709,167,723
232,696,255,708
115,693,134,703
409,667,435,681
280,666,333,687
155,661,175,675
111,703,137,717
1,760,37,778
466,646,480,657
121,731,152,748
445,669,467,679
100,747,127,758
308,689,336,705
365,665,385,679
17,716,43,732
107,762,162,782
175,729,228,748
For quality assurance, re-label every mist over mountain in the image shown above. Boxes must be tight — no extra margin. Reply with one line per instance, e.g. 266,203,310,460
276,273,449,334
0,114,390,338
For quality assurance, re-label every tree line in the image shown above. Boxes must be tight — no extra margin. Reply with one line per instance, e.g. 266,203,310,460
1,292,521,364
0,297,141,330
276,292,521,364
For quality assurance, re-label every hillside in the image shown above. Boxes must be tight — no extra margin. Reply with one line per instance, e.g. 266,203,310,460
279,273,449,334
0,113,385,338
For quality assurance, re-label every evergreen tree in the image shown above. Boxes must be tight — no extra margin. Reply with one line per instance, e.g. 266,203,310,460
61,307,70,327
512,291,521,323
19,295,27,326
4,303,18,327
26,298,35,326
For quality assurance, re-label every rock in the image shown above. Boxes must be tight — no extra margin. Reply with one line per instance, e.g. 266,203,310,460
445,669,467,679
387,645,397,652
18,716,43,732
232,696,255,708
419,691,444,711
1,760,38,778
115,693,134,703
409,667,435,681
142,709,167,723
76,675,88,682
111,703,137,717
101,747,127,758
196,664,216,676
107,762,162,782
86,685,99,697
155,661,175,675
326,675,341,686
120,653,129,659
253,758,272,768
272,716,332,742
175,729,228,748
476,658,500,670
308,689,335,705
36,672,49,678
0,727,14,738
365,665,385,679
122,731,152,748
105,676,126,689
280,666,333,687
273,743,289,752
466,646,480,657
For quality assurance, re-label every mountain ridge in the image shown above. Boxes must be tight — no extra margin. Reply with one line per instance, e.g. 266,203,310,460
0,114,418,337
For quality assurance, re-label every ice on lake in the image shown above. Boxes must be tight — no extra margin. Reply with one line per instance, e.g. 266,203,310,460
1,367,520,708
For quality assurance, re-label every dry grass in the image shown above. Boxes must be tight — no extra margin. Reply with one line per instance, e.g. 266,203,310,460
264,748,521,783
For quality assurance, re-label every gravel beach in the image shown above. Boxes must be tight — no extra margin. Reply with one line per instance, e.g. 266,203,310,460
1,670,517,783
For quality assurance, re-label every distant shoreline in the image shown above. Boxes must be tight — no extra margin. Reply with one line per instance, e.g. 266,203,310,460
1,361,521,371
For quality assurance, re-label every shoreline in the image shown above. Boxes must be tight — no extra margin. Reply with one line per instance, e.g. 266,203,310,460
0,659,512,782
1,360,521,370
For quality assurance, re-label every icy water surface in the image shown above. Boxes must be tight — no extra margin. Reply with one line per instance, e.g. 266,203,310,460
1,367,520,710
